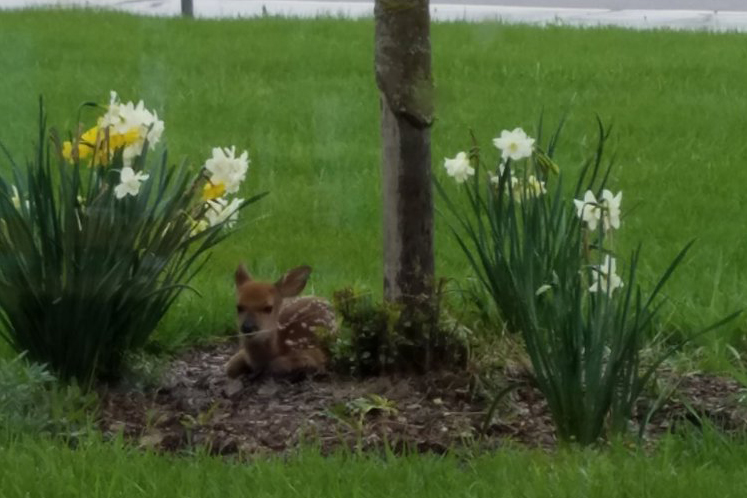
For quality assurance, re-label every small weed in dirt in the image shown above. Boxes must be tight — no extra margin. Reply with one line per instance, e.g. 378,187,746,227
327,394,399,432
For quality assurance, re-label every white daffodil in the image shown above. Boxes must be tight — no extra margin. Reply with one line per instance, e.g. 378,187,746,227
121,143,143,169
492,128,535,161
574,189,622,231
204,146,250,194
120,101,164,144
574,190,602,231
99,91,165,167
600,189,622,230
589,255,624,295
114,167,149,199
205,197,243,228
443,151,475,184
101,92,164,142
100,91,122,127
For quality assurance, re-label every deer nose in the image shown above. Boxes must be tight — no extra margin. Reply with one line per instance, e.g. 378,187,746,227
241,319,258,334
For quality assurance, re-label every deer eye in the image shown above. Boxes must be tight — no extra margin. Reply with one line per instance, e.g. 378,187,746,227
261,305,273,314
236,305,246,314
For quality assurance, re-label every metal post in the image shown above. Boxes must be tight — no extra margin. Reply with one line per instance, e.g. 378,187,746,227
181,0,194,17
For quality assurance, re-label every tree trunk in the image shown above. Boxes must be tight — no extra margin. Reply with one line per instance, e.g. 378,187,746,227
181,0,194,17
374,0,435,371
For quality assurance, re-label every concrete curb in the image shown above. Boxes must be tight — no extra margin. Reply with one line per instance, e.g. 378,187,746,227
3,0,747,31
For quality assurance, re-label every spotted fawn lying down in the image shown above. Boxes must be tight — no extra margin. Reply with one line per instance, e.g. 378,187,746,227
224,264,336,379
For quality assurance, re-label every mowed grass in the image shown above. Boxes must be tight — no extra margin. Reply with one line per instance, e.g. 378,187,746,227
3,434,747,497
1,10,746,347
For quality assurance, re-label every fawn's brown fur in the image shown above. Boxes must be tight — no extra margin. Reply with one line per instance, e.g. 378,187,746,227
224,264,336,379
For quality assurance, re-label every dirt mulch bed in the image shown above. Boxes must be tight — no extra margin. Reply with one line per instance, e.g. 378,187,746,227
98,342,747,455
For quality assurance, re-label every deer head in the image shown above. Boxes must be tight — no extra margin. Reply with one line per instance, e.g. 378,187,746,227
234,264,312,336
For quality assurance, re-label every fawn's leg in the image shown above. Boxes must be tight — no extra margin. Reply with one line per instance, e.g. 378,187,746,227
225,350,252,378
269,350,326,379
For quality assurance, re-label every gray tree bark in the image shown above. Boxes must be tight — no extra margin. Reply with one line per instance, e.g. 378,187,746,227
181,0,194,17
374,0,435,371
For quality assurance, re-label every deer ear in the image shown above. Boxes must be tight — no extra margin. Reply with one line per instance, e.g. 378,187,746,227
235,264,252,287
275,265,312,298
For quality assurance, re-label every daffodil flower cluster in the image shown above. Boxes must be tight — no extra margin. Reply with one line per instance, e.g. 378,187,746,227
436,117,714,445
191,146,250,235
491,128,544,202
57,91,250,235
444,127,548,203
443,123,626,297
488,163,546,203
0,91,270,383
573,190,622,232
60,91,162,201
588,255,624,295
62,91,164,168
574,189,624,296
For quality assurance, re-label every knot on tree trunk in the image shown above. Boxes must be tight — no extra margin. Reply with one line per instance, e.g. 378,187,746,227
374,0,434,129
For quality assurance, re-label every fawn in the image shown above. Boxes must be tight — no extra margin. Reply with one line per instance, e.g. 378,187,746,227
224,264,337,379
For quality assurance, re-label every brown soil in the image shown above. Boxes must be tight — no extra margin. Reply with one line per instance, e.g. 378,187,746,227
98,342,747,456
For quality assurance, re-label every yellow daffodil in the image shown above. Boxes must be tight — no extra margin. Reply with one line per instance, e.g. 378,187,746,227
81,126,99,144
62,126,98,162
202,181,226,201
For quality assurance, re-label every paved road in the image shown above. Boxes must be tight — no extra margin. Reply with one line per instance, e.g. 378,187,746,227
4,0,747,9
3,0,747,30
278,0,747,8
460,0,746,10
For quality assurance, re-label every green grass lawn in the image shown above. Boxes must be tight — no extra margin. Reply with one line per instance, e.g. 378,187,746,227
3,433,747,497
1,10,746,349
2,8,747,495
